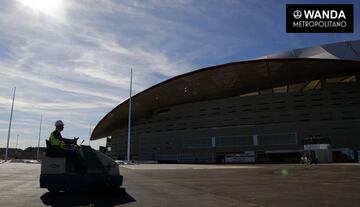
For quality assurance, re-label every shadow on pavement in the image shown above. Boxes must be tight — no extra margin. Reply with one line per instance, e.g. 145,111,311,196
40,189,136,207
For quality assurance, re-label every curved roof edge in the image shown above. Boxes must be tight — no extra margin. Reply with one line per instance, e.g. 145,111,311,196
256,39,360,61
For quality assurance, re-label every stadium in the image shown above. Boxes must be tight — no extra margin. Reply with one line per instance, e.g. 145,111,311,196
91,40,360,163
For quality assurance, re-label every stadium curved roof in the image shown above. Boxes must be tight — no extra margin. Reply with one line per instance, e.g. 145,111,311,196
257,40,360,60
91,40,360,140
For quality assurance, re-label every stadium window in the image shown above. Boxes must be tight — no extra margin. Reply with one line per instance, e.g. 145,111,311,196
258,133,297,145
288,82,308,92
156,108,170,116
224,118,233,121
182,137,212,148
227,105,236,109
240,91,259,97
315,81,322,89
279,114,290,117
331,91,341,95
311,98,322,101
303,80,320,91
342,117,355,120
260,89,273,95
349,90,360,94
326,75,357,83
273,85,288,93
320,117,332,121
215,136,253,147
303,136,330,145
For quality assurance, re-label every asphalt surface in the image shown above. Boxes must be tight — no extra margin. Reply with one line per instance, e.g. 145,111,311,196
0,162,360,207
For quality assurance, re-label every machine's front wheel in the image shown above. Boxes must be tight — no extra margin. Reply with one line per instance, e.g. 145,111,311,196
48,188,60,194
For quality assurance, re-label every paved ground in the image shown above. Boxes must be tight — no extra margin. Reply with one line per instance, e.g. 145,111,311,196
0,163,360,206
121,163,262,170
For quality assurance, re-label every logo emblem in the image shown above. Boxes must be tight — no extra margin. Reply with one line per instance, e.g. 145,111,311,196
293,10,302,19
287,4,353,33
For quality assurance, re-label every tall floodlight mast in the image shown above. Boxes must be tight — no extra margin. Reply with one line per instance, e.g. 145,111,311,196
127,68,133,162
5,87,16,161
37,114,43,161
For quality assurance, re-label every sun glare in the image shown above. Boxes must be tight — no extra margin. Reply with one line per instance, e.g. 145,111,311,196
17,0,65,19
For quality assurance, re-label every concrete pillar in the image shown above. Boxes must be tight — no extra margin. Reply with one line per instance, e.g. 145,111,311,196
253,135,258,146
211,137,216,147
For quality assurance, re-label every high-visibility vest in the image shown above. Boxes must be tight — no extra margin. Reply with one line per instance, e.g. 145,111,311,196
49,129,65,148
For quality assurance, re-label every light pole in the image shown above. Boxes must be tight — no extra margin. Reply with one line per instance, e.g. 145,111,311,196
88,123,92,146
5,87,16,161
15,134,19,149
37,114,42,161
127,68,133,162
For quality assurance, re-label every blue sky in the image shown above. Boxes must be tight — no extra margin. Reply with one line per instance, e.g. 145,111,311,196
0,0,359,150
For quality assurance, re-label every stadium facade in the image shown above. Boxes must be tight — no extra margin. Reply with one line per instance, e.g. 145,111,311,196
91,40,360,163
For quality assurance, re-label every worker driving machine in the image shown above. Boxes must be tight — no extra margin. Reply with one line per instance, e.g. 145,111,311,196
40,120,123,193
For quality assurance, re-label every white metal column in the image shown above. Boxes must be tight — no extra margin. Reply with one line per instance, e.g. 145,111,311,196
37,114,42,161
127,68,133,162
5,87,16,161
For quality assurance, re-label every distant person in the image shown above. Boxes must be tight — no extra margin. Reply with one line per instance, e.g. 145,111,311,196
300,154,306,164
48,120,86,173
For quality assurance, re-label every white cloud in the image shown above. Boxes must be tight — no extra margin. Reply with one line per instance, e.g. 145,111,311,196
0,0,198,149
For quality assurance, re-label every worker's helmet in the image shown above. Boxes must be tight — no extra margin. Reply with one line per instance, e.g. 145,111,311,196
54,120,64,127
